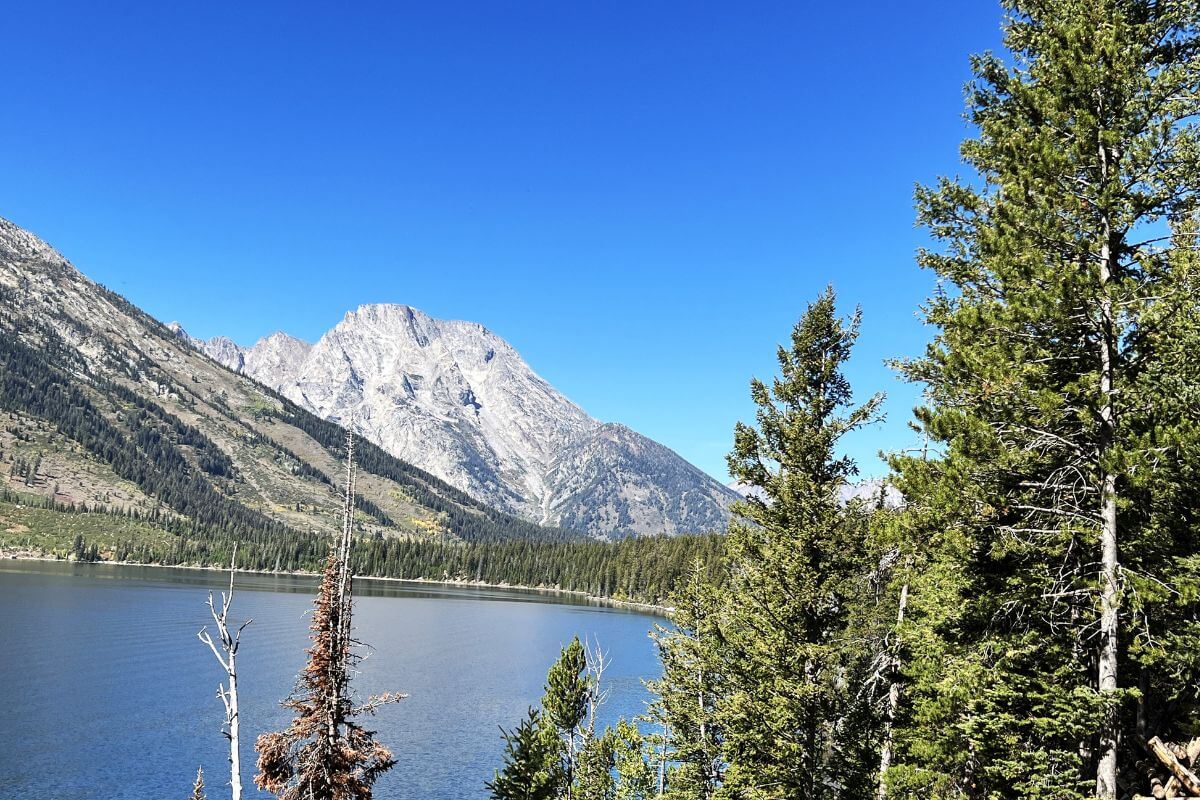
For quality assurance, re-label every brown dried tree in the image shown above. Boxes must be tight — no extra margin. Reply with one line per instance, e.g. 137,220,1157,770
189,766,206,800
255,426,404,800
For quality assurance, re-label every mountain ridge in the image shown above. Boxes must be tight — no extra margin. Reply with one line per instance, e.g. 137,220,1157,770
0,215,579,555
175,303,737,537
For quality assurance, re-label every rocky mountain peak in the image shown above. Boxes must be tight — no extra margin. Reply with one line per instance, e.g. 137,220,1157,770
0,217,66,265
177,302,736,537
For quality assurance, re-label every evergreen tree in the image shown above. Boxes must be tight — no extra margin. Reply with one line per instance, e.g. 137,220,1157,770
488,708,564,800
255,431,402,800
574,730,617,800
720,288,883,799
648,560,726,800
610,720,657,800
543,636,591,798
891,3,1200,798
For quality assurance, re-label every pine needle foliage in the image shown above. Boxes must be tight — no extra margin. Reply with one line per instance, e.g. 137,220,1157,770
889,2,1200,798
719,287,884,799
648,559,726,800
487,708,564,800
542,636,591,798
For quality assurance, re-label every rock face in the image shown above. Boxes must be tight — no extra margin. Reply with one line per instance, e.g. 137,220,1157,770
185,304,737,537
0,215,577,543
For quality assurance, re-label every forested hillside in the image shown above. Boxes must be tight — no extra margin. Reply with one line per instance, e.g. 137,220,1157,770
3,217,690,585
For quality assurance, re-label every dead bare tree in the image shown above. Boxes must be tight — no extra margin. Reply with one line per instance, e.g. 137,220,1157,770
876,580,908,800
198,546,251,800
583,636,611,740
255,424,404,800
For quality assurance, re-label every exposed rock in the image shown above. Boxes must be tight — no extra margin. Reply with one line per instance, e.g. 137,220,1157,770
193,303,737,537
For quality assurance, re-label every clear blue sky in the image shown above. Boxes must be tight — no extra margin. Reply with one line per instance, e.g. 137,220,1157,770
1,1,1005,481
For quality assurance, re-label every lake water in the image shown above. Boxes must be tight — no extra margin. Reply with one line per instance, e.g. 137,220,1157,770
0,561,664,800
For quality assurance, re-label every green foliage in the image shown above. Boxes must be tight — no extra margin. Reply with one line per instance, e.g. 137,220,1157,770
544,638,590,738
717,289,884,799
492,638,668,800
353,532,725,606
0,485,720,605
488,708,564,800
542,636,591,796
575,730,617,800
889,1,1200,797
648,561,725,800
0,331,281,542
610,720,657,800
642,292,889,800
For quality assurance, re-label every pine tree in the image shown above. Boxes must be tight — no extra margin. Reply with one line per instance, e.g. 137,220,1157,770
542,636,591,798
720,288,883,799
891,3,1200,798
610,720,657,800
845,493,918,800
255,428,403,800
648,560,725,800
487,708,564,800
574,730,616,800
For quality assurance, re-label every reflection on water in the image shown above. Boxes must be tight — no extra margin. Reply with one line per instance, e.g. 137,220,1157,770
0,560,662,800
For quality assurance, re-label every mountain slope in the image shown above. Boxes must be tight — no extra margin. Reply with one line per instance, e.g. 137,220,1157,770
0,216,577,558
183,303,737,537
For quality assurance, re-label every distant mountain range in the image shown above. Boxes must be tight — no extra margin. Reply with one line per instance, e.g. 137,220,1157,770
174,304,738,537
728,477,903,508
0,216,577,546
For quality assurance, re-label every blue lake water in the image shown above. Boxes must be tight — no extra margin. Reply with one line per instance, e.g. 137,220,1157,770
0,561,663,800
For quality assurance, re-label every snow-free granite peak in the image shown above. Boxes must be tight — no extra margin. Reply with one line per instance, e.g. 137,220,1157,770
181,303,737,537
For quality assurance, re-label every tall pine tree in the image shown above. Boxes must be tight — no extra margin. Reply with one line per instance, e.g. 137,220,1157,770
543,636,592,800
892,2,1200,797
720,288,883,799
255,429,403,800
648,559,726,800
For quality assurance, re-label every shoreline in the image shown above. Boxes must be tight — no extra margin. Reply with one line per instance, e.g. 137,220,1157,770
1,553,672,617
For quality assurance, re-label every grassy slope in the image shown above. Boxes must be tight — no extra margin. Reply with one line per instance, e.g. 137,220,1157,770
0,491,175,559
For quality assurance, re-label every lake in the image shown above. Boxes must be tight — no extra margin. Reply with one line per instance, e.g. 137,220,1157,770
0,561,664,800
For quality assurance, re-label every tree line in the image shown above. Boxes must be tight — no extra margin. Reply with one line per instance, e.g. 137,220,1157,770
353,532,725,605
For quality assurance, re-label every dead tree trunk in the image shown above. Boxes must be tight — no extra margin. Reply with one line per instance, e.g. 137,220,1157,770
583,636,611,741
253,422,404,800
877,580,909,800
198,547,252,800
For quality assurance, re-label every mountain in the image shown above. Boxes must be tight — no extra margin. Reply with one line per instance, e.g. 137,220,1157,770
0,216,579,569
179,304,737,537
728,477,904,508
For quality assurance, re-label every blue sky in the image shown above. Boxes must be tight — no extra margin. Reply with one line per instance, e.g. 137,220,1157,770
1,1,1004,481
